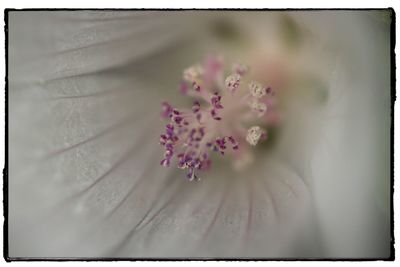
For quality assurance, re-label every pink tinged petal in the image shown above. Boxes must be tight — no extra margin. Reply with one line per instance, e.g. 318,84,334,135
179,81,189,95
203,55,224,85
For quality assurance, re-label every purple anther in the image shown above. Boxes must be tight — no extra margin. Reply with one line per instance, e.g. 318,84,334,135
160,158,170,167
193,82,201,91
228,136,239,150
164,149,173,158
159,134,167,145
192,101,201,113
210,109,222,121
211,93,223,109
161,102,173,119
199,127,205,137
174,116,183,124
165,124,174,136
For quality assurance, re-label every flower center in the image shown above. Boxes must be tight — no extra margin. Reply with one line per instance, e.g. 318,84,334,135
159,56,276,180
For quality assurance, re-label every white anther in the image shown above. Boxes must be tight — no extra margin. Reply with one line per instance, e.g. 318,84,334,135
248,81,266,98
248,99,267,117
246,126,264,146
225,74,241,93
183,65,204,82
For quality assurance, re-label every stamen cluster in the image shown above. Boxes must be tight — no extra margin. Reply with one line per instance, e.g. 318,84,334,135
159,56,275,180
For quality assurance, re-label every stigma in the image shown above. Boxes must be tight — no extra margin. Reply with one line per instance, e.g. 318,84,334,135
159,56,276,180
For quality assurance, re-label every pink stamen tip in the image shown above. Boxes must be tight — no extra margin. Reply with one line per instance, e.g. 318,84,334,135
233,63,249,76
261,132,268,140
180,82,189,95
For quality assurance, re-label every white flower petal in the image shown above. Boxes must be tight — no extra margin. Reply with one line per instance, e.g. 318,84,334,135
9,12,196,82
9,11,197,257
111,156,315,258
8,11,391,259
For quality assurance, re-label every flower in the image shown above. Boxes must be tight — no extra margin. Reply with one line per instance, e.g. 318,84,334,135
8,11,391,258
